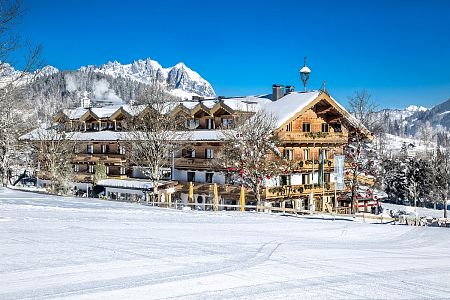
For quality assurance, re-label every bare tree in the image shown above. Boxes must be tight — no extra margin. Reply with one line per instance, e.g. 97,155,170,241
346,90,380,214
434,144,449,218
216,110,287,208
0,0,41,186
128,82,188,202
29,124,75,194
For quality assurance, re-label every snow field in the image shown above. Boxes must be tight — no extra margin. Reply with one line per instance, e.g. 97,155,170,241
1,188,450,299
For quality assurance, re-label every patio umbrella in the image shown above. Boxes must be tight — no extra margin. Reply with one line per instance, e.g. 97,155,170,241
188,182,194,205
240,185,245,212
213,183,219,211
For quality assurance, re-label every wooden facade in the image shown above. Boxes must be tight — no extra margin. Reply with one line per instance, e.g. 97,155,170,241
30,89,368,212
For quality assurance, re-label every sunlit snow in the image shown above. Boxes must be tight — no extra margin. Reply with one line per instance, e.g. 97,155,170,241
1,188,450,299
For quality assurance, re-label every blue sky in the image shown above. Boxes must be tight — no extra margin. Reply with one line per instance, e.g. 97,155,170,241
14,0,450,109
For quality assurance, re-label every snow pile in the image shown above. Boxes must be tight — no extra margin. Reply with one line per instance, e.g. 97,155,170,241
1,188,450,299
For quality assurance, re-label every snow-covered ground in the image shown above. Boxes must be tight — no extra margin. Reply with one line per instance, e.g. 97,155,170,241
1,188,450,299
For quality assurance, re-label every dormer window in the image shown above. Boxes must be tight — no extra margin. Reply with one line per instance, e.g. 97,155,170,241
206,118,215,130
221,118,233,129
186,119,199,129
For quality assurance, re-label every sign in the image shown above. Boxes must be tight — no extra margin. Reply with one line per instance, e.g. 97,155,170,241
334,155,345,190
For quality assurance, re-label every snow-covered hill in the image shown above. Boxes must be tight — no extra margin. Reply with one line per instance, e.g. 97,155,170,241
2,187,450,299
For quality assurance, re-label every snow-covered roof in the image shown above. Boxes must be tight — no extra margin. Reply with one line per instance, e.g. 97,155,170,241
261,91,320,127
20,129,231,142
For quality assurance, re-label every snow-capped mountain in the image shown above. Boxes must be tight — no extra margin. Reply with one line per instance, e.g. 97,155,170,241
78,58,215,99
372,100,450,137
1,58,216,119
405,105,428,113
36,65,59,77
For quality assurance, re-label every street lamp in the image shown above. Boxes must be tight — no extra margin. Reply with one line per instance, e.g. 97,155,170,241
299,57,311,92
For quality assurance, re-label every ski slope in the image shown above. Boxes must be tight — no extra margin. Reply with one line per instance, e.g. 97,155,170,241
1,188,450,299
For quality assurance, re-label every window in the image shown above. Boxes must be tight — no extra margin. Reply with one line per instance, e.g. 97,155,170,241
322,149,328,160
186,119,199,129
205,148,214,159
302,123,311,132
222,118,233,129
280,175,292,186
303,148,310,160
106,166,110,175
206,118,215,129
120,166,126,175
187,171,195,182
101,144,107,154
73,164,79,172
87,144,93,154
225,173,233,184
284,149,294,160
286,123,292,132
302,174,310,184
88,165,94,173
119,145,126,155
186,149,196,158
324,173,331,183
322,123,329,133
334,123,342,132
206,172,214,183
161,168,172,180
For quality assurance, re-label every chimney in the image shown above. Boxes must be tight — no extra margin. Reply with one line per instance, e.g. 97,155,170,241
272,84,284,101
285,85,294,95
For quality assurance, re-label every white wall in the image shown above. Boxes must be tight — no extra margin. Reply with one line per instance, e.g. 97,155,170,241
173,169,225,184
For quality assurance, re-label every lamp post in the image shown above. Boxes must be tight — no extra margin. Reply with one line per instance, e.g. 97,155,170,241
299,57,311,92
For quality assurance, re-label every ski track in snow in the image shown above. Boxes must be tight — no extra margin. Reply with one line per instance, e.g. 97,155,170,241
1,188,450,299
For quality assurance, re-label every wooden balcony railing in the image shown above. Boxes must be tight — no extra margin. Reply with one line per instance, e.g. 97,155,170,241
289,159,335,171
264,182,335,199
280,131,348,143
174,157,216,169
73,153,126,165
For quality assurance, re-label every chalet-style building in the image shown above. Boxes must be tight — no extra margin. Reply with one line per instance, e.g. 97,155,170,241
23,84,375,213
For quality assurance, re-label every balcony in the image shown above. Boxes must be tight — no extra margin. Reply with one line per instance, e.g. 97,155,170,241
74,174,94,183
289,159,335,171
280,131,348,144
174,157,216,170
73,153,126,165
264,182,335,199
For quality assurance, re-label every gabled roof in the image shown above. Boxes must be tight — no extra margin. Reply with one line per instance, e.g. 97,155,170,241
110,107,132,120
261,91,321,127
